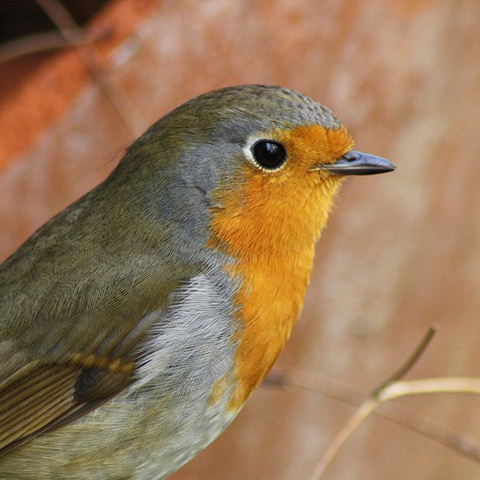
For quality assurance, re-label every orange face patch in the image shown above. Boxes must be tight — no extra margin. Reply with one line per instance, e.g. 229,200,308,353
208,124,353,410
274,124,354,170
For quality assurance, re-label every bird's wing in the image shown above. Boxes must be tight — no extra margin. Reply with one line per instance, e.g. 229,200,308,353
0,191,200,455
0,360,128,455
0,257,198,455
0,263,187,456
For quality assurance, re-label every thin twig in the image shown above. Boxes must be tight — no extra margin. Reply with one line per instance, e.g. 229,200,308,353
307,375,480,479
300,326,480,479
35,0,145,137
0,29,112,64
0,31,72,64
308,326,435,479
274,365,480,468
378,377,480,401
308,397,378,480
372,324,437,396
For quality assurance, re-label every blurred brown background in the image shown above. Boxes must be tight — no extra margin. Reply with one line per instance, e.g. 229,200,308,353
1,0,480,478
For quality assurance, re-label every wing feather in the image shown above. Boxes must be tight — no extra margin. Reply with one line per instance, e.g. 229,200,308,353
0,364,80,451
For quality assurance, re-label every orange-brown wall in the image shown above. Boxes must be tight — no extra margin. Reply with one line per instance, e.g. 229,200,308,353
1,1,479,479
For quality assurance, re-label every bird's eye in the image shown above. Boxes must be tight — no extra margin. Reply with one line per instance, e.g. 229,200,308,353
251,140,287,170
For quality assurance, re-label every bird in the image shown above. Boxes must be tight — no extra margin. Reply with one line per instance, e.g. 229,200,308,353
0,85,394,479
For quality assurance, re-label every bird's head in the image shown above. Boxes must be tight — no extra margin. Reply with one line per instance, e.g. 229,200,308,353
147,85,394,258
119,85,394,260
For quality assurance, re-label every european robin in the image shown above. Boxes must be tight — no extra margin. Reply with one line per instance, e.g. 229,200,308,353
0,85,394,479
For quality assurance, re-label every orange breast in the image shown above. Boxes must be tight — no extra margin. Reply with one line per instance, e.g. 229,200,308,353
208,125,353,409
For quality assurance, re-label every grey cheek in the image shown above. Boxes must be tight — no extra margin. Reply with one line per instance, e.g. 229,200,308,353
180,144,242,209
184,149,221,190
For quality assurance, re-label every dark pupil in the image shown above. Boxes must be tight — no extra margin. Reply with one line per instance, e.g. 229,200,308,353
252,141,286,169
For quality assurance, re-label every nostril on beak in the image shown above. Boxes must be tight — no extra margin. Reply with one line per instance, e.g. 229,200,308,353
342,151,359,163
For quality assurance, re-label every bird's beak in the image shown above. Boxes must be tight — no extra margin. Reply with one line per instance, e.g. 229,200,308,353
313,150,396,176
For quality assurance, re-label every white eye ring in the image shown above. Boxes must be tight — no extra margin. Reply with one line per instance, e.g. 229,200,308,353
243,137,287,172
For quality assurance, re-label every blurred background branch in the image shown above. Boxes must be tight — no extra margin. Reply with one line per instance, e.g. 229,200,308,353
296,327,480,479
